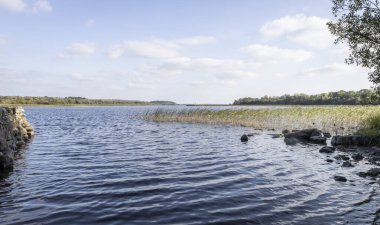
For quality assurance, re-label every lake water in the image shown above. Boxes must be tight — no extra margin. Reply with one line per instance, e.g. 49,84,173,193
1,106,379,225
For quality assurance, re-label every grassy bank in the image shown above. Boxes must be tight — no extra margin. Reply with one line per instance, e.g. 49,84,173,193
145,106,380,134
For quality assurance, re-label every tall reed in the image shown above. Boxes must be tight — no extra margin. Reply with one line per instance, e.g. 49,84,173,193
144,106,380,133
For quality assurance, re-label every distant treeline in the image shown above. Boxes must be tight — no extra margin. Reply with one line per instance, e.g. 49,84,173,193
233,89,379,105
0,96,176,106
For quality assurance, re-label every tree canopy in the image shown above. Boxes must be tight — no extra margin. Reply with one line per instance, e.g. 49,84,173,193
327,0,380,91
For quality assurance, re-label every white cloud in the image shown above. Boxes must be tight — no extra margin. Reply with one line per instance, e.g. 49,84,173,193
127,41,178,59
0,34,7,45
242,44,313,63
137,57,257,81
108,36,216,59
59,42,97,58
32,0,52,13
298,63,368,78
108,40,178,59
0,0,52,13
0,0,26,11
260,14,334,48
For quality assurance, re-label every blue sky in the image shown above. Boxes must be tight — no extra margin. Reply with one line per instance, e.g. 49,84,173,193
0,0,372,104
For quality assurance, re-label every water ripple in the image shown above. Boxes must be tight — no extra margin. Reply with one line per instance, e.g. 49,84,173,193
0,106,379,225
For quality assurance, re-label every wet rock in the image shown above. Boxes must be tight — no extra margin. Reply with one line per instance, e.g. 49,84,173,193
310,136,327,144
334,176,347,182
326,159,334,163
285,129,321,140
282,129,290,135
342,161,354,167
310,129,323,138
0,107,34,170
16,140,25,148
241,134,248,142
284,138,298,145
334,155,350,161
357,172,367,177
284,128,325,145
323,132,332,138
352,153,364,161
332,135,377,147
319,146,335,153
366,168,380,177
331,136,352,146
269,134,283,138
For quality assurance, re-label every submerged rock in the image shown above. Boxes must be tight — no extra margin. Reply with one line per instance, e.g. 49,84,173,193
366,168,380,177
284,138,298,145
352,153,364,161
241,134,248,142
334,176,347,182
334,155,350,161
342,161,354,167
326,159,334,163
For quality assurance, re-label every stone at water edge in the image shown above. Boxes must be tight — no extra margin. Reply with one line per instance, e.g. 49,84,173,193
0,107,34,170
241,134,248,142
319,146,335,153
334,176,347,182
310,136,327,144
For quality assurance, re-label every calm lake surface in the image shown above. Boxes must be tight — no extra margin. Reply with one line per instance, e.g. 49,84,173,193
1,106,379,225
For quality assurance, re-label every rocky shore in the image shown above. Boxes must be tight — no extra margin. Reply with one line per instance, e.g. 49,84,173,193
243,128,380,183
0,107,34,170
281,129,380,182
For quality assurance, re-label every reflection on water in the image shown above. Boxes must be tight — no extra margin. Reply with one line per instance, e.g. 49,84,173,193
0,106,379,225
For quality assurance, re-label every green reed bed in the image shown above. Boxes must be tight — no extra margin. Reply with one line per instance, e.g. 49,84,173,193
145,106,380,133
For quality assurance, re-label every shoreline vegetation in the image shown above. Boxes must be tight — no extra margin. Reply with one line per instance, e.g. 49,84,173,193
233,89,379,105
144,106,380,135
0,96,176,106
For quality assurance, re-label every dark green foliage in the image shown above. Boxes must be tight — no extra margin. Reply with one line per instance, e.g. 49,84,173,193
327,0,380,93
233,89,378,105
0,96,176,106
